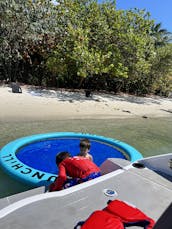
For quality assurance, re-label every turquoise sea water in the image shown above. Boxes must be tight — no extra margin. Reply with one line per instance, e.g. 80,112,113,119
0,117,172,198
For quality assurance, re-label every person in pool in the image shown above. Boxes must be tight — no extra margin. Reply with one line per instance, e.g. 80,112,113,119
78,138,93,161
49,151,101,191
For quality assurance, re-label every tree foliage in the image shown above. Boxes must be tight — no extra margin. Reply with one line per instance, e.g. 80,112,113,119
0,0,57,83
0,0,172,95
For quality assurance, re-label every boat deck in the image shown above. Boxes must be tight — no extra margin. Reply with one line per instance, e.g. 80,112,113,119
0,158,172,229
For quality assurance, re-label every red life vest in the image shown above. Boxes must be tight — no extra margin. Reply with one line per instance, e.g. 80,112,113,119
75,199,155,229
80,210,124,229
104,199,155,229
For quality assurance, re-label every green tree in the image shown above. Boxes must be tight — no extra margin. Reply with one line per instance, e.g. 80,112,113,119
107,9,155,94
0,0,57,83
1,0,171,95
149,44,172,95
47,0,128,88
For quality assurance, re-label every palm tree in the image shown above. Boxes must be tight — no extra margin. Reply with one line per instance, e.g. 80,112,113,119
151,22,172,47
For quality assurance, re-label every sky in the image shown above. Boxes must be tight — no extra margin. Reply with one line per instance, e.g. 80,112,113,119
99,0,172,32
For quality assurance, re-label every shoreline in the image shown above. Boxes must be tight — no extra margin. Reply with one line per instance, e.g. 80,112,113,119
0,85,172,122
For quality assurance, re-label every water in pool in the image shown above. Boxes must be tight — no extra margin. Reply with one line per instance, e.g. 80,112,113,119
16,138,126,174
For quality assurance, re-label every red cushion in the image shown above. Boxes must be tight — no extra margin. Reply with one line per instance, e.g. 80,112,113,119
81,210,124,229
104,199,155,229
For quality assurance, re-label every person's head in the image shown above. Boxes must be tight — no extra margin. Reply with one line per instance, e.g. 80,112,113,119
56,151,71,166
79,138,91,153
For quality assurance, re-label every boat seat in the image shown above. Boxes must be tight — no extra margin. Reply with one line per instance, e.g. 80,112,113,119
153,202,172,229
100,158,131,175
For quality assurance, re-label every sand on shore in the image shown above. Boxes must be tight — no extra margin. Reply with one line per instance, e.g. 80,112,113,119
0,85,172,122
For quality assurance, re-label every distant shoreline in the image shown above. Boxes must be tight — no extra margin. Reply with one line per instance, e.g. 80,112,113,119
0,85,172,122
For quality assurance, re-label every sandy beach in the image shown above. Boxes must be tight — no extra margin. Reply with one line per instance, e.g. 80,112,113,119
0,85,172,121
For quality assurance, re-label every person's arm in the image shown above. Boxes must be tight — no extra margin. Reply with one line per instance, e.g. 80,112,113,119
49,164,67,191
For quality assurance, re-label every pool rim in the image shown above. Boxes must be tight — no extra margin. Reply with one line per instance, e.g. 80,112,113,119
0,132,143,186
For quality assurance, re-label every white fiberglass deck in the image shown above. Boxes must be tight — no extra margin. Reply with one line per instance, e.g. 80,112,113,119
0,156,172,229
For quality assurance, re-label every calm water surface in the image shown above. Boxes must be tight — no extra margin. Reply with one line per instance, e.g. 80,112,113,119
0,117,172,197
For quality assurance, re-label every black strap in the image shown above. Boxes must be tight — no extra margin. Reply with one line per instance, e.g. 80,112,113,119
74,221,85,229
